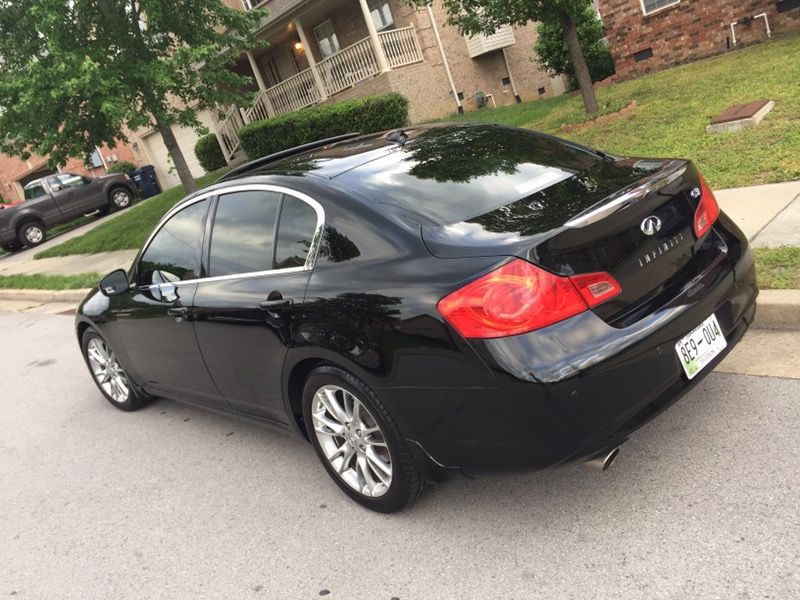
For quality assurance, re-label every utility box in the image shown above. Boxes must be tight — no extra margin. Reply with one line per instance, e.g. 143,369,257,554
130,165,162,199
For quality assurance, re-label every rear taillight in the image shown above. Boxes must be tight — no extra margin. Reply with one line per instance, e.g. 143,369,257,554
437,259,621,339
693,174,720,238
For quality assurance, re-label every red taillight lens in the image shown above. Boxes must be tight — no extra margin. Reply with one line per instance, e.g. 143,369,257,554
693,174,720,238
570,272,623,308
437,259,622,339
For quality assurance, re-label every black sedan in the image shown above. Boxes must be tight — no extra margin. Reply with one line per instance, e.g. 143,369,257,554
76,124,758,513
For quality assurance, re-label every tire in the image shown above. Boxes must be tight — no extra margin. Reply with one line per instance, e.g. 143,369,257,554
81,328,149,412
302,366,425,513
17,221,46,247
109,187,132,211
2,242,22,253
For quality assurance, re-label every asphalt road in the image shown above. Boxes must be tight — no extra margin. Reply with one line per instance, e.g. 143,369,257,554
1,311,798,599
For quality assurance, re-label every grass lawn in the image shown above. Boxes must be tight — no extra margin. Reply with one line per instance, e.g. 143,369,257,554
0,273,102,290
444,33,800,190
35,169,228,260
754,247,800,289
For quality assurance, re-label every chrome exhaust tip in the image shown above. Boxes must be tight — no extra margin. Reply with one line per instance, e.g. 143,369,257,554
585,447,620,471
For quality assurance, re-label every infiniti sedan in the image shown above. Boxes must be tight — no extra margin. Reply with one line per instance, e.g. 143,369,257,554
76,125,757,513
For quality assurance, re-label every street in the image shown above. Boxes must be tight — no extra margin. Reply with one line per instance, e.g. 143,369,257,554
1,311,798,599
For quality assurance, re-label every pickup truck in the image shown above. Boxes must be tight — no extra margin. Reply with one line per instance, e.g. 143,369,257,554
0,172,136,252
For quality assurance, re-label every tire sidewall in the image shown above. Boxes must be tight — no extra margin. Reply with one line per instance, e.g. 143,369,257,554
302,366,417,513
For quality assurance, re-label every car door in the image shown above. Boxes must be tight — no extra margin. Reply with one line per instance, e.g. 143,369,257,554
108,197,225,407
191,186,323,422
48,174,103,217
22,181,62,225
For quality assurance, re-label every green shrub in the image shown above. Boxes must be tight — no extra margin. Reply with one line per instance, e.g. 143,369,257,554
239,93,409,159
194,133,227,173
106,161,137,176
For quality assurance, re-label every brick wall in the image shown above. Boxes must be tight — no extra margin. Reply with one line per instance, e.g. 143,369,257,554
599,0,800,79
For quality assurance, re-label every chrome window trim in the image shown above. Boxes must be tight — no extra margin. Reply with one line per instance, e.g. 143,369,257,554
136,184,325,290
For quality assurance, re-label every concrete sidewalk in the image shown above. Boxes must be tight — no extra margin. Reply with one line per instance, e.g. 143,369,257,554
715,179,800,248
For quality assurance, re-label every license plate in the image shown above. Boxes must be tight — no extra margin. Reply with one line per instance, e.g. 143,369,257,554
675,314,727,380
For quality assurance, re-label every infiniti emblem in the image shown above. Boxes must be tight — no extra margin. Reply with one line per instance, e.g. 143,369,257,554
641,215,663,236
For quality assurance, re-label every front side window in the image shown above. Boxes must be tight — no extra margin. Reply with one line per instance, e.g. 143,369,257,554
275,195,318,269
314,20,341,58
48,173,87,191
641,0,679,15
208,191,281,277
139,199,210,285
368,0,394,30
23,182,46,201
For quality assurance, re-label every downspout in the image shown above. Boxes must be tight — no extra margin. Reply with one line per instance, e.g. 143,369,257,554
426,6,463,114
501,47,521,103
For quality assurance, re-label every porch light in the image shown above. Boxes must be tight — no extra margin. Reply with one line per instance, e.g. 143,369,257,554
294,41,304,52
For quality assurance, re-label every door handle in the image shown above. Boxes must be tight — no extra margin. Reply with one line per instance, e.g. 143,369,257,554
259,298,293,311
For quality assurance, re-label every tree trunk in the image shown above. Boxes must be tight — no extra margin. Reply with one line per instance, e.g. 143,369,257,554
560,12,599,116
154,114,196,194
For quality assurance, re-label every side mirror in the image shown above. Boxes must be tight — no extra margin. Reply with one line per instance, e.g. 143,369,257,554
99,269,130,297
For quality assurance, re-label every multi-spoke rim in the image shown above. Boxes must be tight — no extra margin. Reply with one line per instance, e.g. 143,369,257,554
312,385,393,498
112,190,131,208
24,225,43,244
86,338,130,404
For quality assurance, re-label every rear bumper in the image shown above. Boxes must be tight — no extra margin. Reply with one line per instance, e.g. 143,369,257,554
385,218,758,477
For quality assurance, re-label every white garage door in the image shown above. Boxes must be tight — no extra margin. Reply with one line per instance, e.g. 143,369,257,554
140,109,216,189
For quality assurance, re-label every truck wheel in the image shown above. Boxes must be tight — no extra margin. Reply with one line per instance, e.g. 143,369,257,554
18,221,46,248
2,242,22,253
109,188,132,211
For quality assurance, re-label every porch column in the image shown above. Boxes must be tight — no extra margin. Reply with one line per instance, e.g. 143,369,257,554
246,50,275,118
357,0,390,73
294,19,329,101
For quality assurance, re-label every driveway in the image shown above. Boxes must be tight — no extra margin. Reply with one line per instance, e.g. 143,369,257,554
1,311,798,599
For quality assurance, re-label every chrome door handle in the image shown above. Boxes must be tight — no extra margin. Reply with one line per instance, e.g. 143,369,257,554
258,298,293,310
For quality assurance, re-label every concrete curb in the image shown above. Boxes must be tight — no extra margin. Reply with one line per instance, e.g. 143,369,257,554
754,290,800,330
0,288,91,303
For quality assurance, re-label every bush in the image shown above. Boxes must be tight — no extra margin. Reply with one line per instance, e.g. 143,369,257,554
106,161,137,176
239,93,409,159
535,1,615,90
194,133,227,173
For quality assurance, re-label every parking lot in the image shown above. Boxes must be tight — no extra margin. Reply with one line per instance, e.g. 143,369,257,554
1,310,798,599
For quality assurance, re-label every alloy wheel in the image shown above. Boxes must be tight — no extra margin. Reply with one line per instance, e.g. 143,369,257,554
112,190,131,209
311,384,393,498
24,225,44,244
86,337,130,404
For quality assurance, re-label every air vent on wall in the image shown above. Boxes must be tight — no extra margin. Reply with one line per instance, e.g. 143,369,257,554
777,0,800,13
634,47,654,62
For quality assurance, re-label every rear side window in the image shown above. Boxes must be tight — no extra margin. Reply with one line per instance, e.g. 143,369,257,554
209,191,281,277
139,199,209,284
275,195,318,269
23,182,46,201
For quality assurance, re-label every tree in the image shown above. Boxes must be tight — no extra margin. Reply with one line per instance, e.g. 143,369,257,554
0,0,266,194
535,1,615,90
406,0,601,115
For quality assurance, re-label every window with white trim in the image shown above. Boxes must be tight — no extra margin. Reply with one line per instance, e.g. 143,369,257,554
314,20,341,58
367,0,394,31
641,0,680,15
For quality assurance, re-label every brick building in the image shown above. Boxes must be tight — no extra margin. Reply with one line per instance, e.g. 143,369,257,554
0,143,140,204
132,0,567,187
598,0,800,79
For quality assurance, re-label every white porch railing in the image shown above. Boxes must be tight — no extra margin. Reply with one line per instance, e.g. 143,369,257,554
379,25,423,68
264,68,321,117
216,105,245,162
317,36,380,97
243,89,271,123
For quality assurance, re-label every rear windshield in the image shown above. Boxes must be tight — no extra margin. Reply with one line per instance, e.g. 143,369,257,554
23,182,47,201
334,126,606,225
